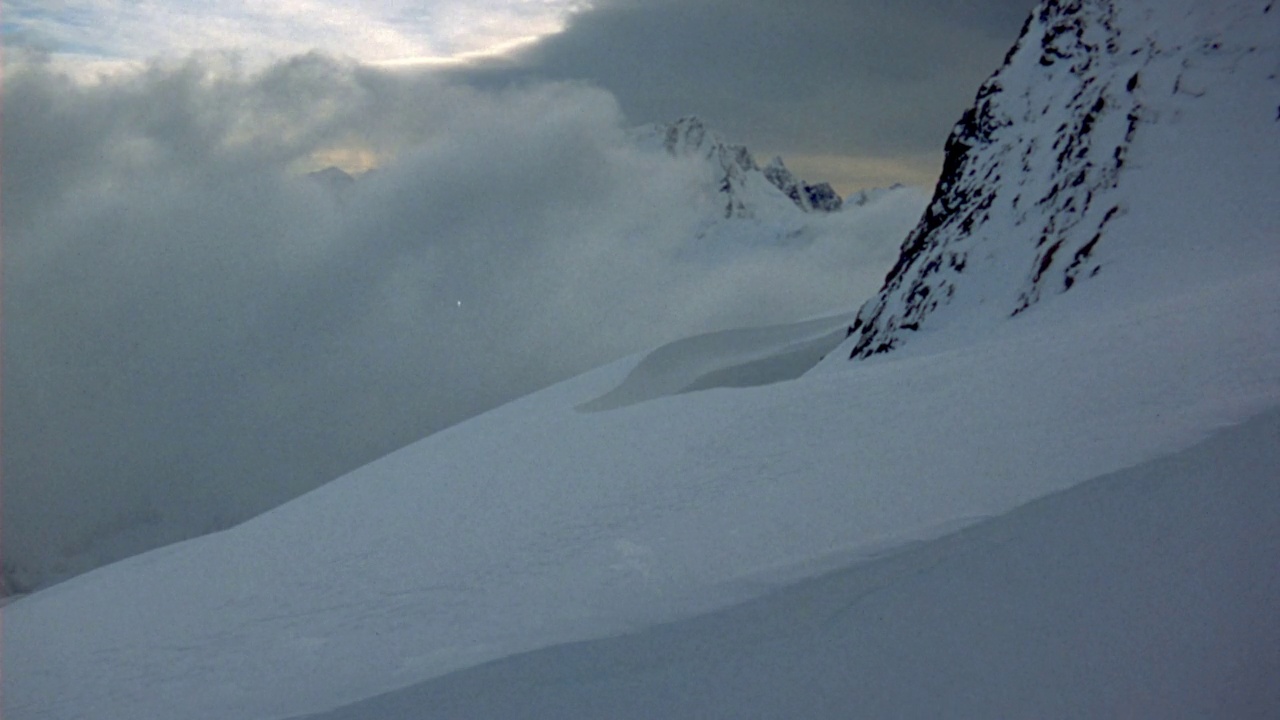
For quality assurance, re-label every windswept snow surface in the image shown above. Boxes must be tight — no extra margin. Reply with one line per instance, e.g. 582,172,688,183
6,261,1280,719
295,407,1280,720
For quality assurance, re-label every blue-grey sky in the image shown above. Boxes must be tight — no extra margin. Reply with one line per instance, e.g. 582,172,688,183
7,0,1035,191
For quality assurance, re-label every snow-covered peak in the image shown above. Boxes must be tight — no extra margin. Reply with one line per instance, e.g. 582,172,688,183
635,115,844,218
659,116,756,169
842,0,1280,359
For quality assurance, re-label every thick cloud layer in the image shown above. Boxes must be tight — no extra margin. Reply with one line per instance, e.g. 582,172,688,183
2,52,925,590
9,1,1037,192
450,0,1038,189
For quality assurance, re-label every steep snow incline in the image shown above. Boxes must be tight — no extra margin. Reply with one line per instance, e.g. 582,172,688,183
842,0,1280,359
6,260,1279,720
293,408,1280,720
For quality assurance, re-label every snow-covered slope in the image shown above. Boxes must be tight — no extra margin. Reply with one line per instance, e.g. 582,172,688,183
293,407,1280,719
7,238,1277,720
5,1,1279,718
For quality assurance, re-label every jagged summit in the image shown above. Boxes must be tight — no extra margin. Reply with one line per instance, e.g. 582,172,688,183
638,115,844,218
843,0,1279,359
763,156,843,213
659,115,760,219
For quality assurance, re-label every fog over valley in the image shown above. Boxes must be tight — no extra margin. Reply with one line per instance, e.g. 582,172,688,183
2,52,929,590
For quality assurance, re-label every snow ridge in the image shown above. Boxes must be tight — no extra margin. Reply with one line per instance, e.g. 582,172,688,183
844,0,1261,358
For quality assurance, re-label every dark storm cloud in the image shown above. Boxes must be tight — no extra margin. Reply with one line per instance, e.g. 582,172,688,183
450,0,1036,177
2,51,925,591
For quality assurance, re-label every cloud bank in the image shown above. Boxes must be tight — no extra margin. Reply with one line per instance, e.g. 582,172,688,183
8,1,1037,192
2,52,926,590
450,0,1038,190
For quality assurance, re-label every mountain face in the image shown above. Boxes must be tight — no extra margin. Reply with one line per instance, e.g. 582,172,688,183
762,156,843,213
640,116,843,218
844,0,1279,359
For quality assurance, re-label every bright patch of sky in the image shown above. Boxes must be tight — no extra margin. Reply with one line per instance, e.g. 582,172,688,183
5,0,593,73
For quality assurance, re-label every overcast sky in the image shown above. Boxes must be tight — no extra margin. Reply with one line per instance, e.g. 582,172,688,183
451,0,1037,189
6,0,1036,191
1,0,1039,590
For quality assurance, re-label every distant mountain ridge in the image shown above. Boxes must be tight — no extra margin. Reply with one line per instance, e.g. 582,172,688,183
636,115,844,218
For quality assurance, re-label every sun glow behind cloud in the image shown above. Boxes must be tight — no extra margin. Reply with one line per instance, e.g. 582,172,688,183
7,0,594,76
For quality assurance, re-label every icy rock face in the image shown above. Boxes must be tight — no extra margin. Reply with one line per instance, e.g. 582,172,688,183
845,0,1247,359
656,116,842,218
660,116,759,219
763,156,844,213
